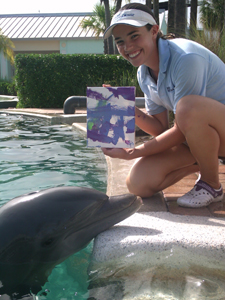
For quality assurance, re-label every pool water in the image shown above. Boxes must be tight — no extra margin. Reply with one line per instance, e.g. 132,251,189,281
38,243,93,300
0,114,107,205
0,113,107,299
88,247,225,300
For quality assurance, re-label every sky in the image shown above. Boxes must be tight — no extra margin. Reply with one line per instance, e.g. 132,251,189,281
1,0,146,14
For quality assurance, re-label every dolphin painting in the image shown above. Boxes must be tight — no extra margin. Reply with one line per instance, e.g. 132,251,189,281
0,186,142,299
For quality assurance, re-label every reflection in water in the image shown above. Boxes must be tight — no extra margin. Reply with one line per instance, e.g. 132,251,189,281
88,248,225,300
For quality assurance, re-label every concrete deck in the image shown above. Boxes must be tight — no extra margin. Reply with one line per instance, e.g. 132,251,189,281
2,107,225,299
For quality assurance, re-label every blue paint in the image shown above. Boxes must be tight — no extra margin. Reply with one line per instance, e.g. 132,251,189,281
112,116,125,144
107,87,135,101
88,105,134,118
126,118,135,134
87,87,135,102
87,87,135,147
87,130,113,145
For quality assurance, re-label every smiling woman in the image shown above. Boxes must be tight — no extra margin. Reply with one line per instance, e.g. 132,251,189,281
113,24,159,68
102,2,225,208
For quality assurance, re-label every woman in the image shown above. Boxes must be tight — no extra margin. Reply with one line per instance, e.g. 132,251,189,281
102,3,225,208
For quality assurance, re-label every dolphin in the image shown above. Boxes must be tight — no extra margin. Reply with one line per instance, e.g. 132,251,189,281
0,186,142,299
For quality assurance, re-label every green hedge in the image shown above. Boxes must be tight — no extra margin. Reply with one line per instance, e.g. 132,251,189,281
15,53,139,108
0,80,17,96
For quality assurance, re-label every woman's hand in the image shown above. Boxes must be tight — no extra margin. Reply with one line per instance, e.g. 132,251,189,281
101,147,135,160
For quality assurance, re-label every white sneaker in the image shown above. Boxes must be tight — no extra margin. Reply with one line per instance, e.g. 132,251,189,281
177,180,224,208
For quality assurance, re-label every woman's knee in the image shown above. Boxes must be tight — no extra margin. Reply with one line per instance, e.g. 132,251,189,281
126,173,155,198
176,95,202,132
125,158,159,197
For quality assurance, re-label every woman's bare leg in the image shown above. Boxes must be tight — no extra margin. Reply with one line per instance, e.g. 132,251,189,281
176,95,225,189
126,143,199,198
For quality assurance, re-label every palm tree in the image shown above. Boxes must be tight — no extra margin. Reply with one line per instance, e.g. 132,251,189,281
153,0,159,24
191,0,225,61
115,0,122,13
0,29,14,64
200,0,225,32
190,0,198,31
146,0,152,10
81,4,115,54
199,0,225,51
168,0,186,37
101,0,114,54
175,0,186,37
168,0,175,33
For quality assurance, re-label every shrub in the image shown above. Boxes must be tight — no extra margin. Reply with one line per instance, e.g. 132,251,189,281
0,79,17,96
15,54,142,108
190,27,225,63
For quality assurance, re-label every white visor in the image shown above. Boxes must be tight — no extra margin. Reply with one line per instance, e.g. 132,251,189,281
104,9,157,39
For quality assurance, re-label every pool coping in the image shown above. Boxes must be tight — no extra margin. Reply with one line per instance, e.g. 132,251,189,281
70,123,225,270
0,109,87,125
1,109,225,280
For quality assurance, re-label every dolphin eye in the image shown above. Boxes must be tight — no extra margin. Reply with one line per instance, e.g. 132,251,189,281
42,238,54,247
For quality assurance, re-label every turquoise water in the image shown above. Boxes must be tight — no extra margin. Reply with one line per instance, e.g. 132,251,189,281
38,243,93,300
0,114,107,206
0,113,107,299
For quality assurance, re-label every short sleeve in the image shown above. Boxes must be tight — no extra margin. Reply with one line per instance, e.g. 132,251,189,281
173,54,208,113
145,95,167,115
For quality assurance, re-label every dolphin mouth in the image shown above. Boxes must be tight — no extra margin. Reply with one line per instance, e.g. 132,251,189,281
108,194,142,210
83,193,143,230
64,194,142,241
106,193,142,221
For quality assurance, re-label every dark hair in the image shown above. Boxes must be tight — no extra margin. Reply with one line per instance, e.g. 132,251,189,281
119,3,175,40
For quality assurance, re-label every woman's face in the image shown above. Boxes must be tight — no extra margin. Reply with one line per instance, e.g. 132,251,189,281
112,24,159,68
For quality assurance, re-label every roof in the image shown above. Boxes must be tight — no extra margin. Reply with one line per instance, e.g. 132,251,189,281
0,13,100,39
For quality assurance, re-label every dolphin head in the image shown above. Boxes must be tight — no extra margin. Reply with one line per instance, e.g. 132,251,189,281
0,186,142,296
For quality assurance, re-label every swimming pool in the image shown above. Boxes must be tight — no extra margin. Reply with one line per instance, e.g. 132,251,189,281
2,113,225,300
0,113,107,299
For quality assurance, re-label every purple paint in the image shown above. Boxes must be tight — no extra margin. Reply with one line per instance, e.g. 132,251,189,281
87,86,135,148
107,87,135,101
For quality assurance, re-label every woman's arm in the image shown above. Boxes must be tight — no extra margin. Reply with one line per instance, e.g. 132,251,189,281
102,122,185,160
135,107,169,136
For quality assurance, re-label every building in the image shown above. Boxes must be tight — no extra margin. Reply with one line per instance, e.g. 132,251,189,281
0,12,104,80
0,11,167,80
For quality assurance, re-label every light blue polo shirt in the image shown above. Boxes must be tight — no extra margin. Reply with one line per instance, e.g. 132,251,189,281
137,38,225,115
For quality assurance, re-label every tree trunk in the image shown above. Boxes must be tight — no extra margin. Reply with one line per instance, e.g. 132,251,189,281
175,0,186,37
190,0,197,29
224,0,225,32
153,0,159,24
104,39,108,54
146,0,152,11
115,0,122,13
168,0,175,33
103,0,114,54
190,0,198,36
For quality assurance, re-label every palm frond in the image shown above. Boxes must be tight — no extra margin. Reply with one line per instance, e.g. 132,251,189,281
0,29,14,64
80,3,115,37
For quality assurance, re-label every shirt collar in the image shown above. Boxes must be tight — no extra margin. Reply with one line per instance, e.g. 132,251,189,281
138,38,171,84
158,38,170,74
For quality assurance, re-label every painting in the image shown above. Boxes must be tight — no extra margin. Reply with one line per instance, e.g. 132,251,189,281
87,86,135,148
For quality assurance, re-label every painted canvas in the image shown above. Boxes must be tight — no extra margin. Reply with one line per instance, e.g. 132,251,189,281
87,86,135,148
